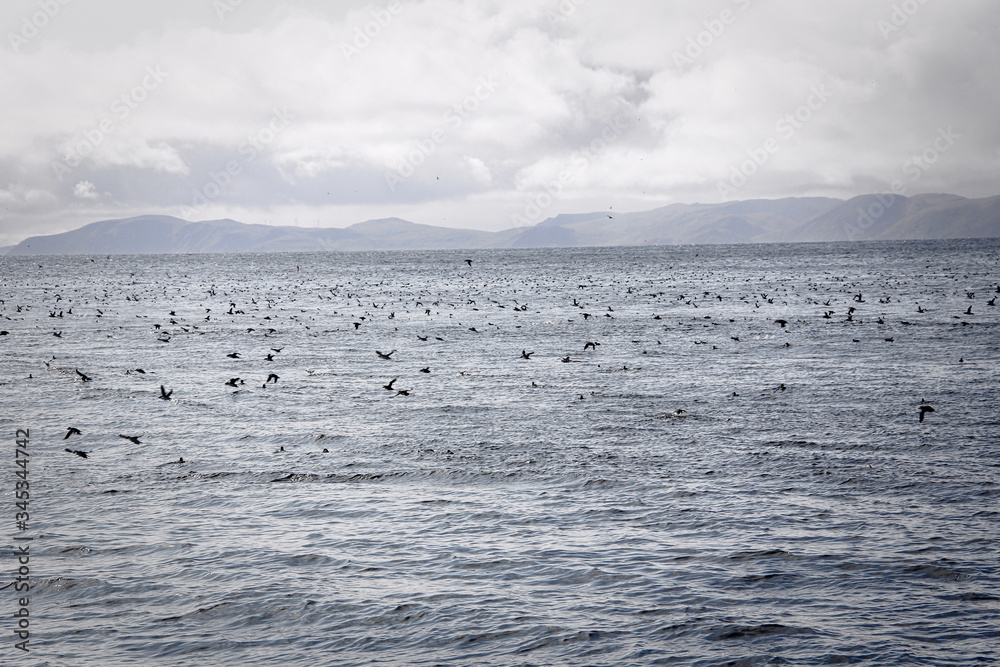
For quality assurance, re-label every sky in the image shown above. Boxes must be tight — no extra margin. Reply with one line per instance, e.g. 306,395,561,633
2,0,999,245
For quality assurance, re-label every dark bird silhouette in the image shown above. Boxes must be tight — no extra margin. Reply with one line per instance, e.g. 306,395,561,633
227,352,240,359
64,427,82,439
159,385,173,400
521,350,534,359
419,367,431,373
134,368,146,374
774,319,788,327
265,353,274,361
965,306,973,315
464,259,473,266
383,378,397,391
583,341,600,350
53,331,62,337
395,389,410,397
376,349,396,359
76,369,92,382
225,377,240,387
65,448,88,458
266,373,279,384
417,335,428,341
271,347,283,353
119,434,142,444
919,405,935,422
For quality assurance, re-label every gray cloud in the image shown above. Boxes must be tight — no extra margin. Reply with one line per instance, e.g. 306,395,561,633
2,0,998,245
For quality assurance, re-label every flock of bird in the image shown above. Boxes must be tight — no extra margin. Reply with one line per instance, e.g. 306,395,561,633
1,250,997,465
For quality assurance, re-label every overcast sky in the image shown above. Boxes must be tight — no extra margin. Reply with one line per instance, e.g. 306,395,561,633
1,0,998,245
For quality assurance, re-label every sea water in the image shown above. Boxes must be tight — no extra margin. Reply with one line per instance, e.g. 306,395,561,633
1,240,998,665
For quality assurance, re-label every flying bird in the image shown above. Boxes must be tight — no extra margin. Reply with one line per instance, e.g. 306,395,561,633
159,385,173,400
64,427,82,439
65,448,88,458
376,349,396,359
918,405,935,422
119,434,142,444
75,369,91,382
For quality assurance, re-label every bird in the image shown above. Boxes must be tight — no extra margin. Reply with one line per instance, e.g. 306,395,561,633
918,404,935,422
225,377,240,387
159,385,173,400
583,341,600,350
64,427,82,439
464,259,473,266
76,369,92,382
266,373,279,384
774,319,788,327
118,434,142,444
395,389,410,397
419,367,431,373
521,350,534,359
65,448,88,458
265,353,274,361
376,349,396,360
227,352,240,359
383,378,397,391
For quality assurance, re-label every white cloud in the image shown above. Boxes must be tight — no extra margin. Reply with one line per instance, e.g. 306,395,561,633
1,0,999,241
73,180,100,200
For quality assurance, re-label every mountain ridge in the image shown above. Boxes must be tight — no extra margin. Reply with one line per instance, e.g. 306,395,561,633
5,194,999,255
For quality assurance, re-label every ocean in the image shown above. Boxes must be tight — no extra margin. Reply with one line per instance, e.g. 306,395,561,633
1,240,998,666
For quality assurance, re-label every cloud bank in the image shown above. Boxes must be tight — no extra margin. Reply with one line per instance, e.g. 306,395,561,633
2,0,998,244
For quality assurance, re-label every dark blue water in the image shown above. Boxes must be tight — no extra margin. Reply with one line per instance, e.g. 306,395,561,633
2,240,998,665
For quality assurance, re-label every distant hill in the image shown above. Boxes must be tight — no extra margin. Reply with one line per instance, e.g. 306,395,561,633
4,193,999,255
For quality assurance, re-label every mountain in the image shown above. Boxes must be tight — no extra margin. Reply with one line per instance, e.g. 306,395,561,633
4,216,506,255
508,197,844,247
4,193,999,255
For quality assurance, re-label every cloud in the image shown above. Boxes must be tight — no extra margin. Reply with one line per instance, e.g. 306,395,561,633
1,0,999,243
73,180,100,200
